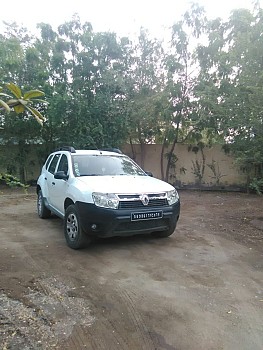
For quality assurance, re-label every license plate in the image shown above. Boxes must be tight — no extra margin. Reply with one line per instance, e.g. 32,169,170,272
131,211,163,221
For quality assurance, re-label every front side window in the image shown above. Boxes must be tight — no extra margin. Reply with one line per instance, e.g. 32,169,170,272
57,154,69,174
48,154,60,174
72,155,146,177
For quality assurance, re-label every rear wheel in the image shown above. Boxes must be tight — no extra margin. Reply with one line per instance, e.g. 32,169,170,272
64,205,90,249
37,190,51,218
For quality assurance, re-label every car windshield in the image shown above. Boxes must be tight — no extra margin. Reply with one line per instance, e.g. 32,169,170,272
72,155,146,177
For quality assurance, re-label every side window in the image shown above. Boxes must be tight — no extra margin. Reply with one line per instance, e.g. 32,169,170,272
48,154,60,174
57,154,68,174
45,155,53,170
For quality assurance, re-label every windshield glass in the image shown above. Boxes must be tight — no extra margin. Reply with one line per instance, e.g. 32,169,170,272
72,155,146,177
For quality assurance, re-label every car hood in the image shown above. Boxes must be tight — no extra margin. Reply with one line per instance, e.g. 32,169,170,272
77,175,174,194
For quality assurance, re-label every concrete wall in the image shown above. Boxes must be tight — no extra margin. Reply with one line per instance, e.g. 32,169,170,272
123,144,247,190
0,144,247,189
0,144,44,184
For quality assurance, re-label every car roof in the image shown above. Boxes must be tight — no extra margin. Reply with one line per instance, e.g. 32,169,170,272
52,146,123,156
74,150,124,156
52,149,124,157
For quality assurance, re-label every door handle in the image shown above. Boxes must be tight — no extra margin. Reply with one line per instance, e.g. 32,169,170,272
52,182,55,185
45,177,47,180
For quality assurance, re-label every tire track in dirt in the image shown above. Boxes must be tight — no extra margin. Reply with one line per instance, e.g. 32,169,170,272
54,247,158,350
6,218,97,350
1,273,95,349
23,272,95,349
60,286,156,350
1,205,95,350
200,233,263,350
1,191,263,349
117,288,156,349
15,242,129,350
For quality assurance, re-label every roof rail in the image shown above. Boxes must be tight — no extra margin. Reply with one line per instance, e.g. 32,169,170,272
100,147,123,154
55,146,76,153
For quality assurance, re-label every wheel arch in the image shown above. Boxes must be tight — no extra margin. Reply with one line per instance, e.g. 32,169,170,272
64,197,74,211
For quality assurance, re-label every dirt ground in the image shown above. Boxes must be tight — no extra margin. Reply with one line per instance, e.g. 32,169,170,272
0,188,262,350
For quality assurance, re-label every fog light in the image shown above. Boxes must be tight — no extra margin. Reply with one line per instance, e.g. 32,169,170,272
91,224,97,230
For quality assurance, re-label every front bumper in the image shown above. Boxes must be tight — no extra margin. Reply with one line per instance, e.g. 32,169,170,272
76,200,180,238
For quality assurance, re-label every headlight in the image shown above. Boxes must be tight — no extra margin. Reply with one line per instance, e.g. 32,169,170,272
92,192,119,209
167,189,179,205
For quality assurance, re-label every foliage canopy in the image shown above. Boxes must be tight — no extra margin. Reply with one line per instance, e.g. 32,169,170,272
0,4,263,191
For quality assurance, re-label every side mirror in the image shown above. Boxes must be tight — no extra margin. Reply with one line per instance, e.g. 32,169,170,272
54,171,69,180
145,171,153,177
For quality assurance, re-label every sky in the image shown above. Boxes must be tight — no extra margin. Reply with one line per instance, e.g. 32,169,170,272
0,0,261,39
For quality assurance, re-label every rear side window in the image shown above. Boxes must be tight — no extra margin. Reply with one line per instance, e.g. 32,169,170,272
45,155,53,170
48,154,60,174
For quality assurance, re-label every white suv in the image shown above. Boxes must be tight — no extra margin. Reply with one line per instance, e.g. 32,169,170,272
36,147,180,249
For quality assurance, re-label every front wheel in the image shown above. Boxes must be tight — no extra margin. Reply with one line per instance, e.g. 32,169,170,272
64,205,90,249
37,190,51,219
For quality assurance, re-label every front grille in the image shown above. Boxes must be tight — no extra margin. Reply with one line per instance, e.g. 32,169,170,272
115,219,169,232
119,198,167,209
117,193,168,209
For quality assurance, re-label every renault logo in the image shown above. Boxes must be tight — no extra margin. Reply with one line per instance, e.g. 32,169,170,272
140,194,149,206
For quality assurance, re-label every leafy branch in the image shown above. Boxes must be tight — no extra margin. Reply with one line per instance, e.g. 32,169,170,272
207,159,226,185
0,83,47,126
0,173,29,191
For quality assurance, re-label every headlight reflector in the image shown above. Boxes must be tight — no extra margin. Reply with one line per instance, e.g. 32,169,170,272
92,192,119,209
167,189,179,205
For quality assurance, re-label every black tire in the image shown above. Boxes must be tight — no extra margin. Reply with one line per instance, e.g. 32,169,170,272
37,190,51,219
64,205,90,249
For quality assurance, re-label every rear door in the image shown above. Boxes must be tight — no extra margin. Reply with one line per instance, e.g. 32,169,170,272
46,153,61,208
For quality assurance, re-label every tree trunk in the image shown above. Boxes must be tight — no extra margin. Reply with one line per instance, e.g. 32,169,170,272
140,142,145,169
165,137,177,183
164,120,180,182
201,146,206,182
129,137,136,160
160,134,167,181
137,122,145,168
18,141,26,183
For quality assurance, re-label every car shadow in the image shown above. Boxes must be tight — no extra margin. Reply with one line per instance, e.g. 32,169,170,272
85,233,175,253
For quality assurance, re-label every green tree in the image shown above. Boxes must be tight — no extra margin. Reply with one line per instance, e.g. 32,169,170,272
37,16,130,150
0,22,50,180
196,4,263,191
158,4,208,182
0,83,46,183
126,28,166,167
